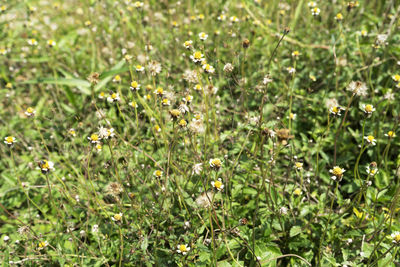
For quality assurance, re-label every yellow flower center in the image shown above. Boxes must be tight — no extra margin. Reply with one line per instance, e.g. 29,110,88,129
211,159,221,167
367,135,375,143
332,166,343,176
332,106,339,113
26,107,34,113
365,104,373,113
370,169,376,174
41,160,49,169
155,170,162,177
313,7,318,12
162,98,169,104
178,119,187,126
336,13,343,19
393,74,400,82
131,81,138,88
184,41,191,46
136,65,142,69
387,131,395,137
91,134,99,141
395,234,400,242
6,136,14,143
39,241,47,248
194,51,202,59
114,75,121,81
111,93,117,99
195,84,202,90
295,162,303,169
96,144,102,150
214,180,222,189
156,87,163,94
100,92,105,97
114,214,122,221
179,244,187,252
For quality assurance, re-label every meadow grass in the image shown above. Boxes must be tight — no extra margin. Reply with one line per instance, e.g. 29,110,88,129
1,0,400,266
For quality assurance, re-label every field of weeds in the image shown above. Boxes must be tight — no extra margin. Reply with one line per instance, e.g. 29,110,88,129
1,0,400,266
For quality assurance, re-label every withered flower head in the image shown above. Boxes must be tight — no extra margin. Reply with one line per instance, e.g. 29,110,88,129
87,72,100,85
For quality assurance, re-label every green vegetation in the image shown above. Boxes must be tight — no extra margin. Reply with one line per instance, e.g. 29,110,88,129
1,0,400,266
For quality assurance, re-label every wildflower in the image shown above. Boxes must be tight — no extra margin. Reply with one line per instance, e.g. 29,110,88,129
111,213,123,222
4,136,16,146
130,101,138,108
292,50,300,57
188,120,205,134
230,16,239,23
154,170,163,178
95,144,102,152
194,84,202,91
195,191,213,208
329,166,345,181
288,113,296,120
376,34,388,46
88,133,101,144
183,40,193,49
27,38,38,46
38,160,55,174
192,163,203,175
223,63,234,73
106,182,123,197
179,103,189,114
150,88,163,99
25,107,36,117
98,126,115,139
198,32,208,41
92,224,99,233
392,74,400,82
177,244,190,255
198,14,205,20
309,74,317,81
294,162,303,170
211,178,224,191
107,92,120,103
190,51,204,64
263,74,273,84
84,21,92,26
178,119,187,128
362,104,375,114
145,61,160,77
209,158,222,170
0,5,6,12
124,54,132,61
135,65,145,72
169,109,181,119
202,64,215,74
87,72,100,85
161,98,170,106
130,80,141,91
391,231,400,244
0,48,7,55
183,95,193,104
98,92,106,99
366,164,378,176
112,75,121,83
286,67,296,74
153,125,161,133
68,128,76,137
308,1,317,7
134,1,144,8
38,241,49,250
311,7,320,16
293,188,302,195
385,131,396,138
335,13,343,21
330,106,345,116
217,14,226,21
347,81,368,97
360,30,368,37
347,1,359,11
364,135,376,146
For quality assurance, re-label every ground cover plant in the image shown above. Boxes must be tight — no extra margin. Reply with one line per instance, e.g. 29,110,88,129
1,0,400,266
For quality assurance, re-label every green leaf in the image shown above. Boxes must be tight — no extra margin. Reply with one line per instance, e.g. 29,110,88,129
290,226,302,237
19,78,91,94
